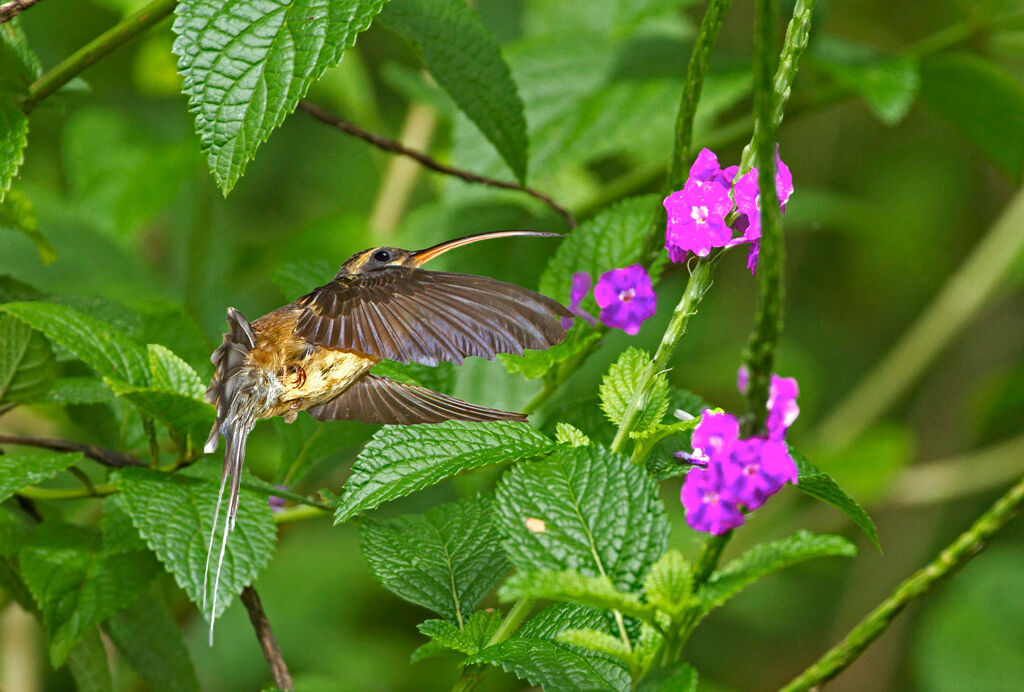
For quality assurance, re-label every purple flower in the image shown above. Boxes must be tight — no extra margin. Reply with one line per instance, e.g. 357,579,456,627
562,272,597,329
737,365,750,394
688,148,736,190
766,375,800,440
681,464,745,535
719,438,798,511
731,148,795,272
594,264,657,335
690,410,739,461
664,181,734,261
268,484,288,512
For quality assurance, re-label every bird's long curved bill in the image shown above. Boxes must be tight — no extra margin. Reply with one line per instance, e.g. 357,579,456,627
410,230,562,266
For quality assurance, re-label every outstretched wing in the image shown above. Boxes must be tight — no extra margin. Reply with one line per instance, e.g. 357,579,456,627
308,374,527,424
292,267,571,366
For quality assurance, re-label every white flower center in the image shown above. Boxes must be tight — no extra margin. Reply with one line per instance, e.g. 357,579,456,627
702,490,719,505
619,288,635,303
690,205,710,225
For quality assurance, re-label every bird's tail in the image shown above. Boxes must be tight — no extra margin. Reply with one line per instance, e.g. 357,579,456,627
202,308,263,644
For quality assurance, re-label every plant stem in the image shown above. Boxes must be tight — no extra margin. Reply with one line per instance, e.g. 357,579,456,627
817,185,1024,449
741,0,784,432
17,483,118,500
19,0,176,112
0,433,144,468
610,260,712,454
240,586,294,691
779,472,1024,691
450,598,536,692
272,504,330,525
0,0,43,24
691,531,732,585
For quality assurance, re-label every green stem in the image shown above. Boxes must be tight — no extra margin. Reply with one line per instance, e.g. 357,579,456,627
19,0,177,112
741,0,785,432
817,185,1024,449
17,483,118,500
610,260,713,454
450,598,536,692
272,504,330,525
779,472,1024,691
690,531,731,585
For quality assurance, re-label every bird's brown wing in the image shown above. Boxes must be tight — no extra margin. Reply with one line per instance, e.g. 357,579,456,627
307,374,527,424
293,267,571,366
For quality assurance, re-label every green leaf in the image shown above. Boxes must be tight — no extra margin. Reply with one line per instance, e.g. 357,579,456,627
919,53,1024,181
554,422,591,447
499,569,653,622
599,347,668,433
147,344,204,398
494,444,668,592
501,328,601,380
814,39,919,126
0,302,149,386
66,629,113,692
539,195,658,306
334,421,555,523
115,467,276,621
102,496,150,554
0,314,55,408
104,587,200,692
0,189,56,264
360,495,510,622
370,360,456,394
469,603,630,692
794,451,880,551
106,378,214,439
0,99,28,203
173,0,388,192
0,452,82,503
41,377,114,405
0,19,43,94
638,662,698,692
556,627,631,663
270,259,334,300
19,522,157,665
698,530,856,612
642,549,693,617
380,0,528,182
417,609,502,655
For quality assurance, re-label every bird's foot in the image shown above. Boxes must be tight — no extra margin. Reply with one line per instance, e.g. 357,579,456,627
283,400,302,424
286,364,307,388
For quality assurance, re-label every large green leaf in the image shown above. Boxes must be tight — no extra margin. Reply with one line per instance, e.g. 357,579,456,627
19,522,157,665
360,495,510,622
380,0,528,182
0,314,55,408
599,347,668,434
41,377,114,405
698,530,856,611
0,302,149,386
115,467,276,621
334,421,555,523
638,663,698,692
104,587,200,692
147,344,204,398
920,53,1024,181
66,629,113,692
0,99,27,203
794,451,880,551
494,444,668,592
469,603,630,692
0,452,82,503
813,38,919,126
498,569,652,622
539,195,658,306
106,378,214,439
173,0,388,193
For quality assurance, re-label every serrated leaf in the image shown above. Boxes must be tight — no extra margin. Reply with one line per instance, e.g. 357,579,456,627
599,347,668,433
499,570,653,622
42,377,115,405
494,444,668,592
638,662,698,692
0,452,82,503
642,550,693,617
557,627,631,661
101,496,149,554
501,328,600,380
380,0,528,181
115,467,276,621
555,422,590,447
66,629,113,692
920,53,1024,181
360,495,509,622
539,195,658,306
0,302,149,386
417,609,502,655
0,314,55,408
794,451,880,551
0,19,44,94
335,421,555,523
106,377,213,439
173,0,388,192
19,522,158,665
148,344,204,398
104,587,200,692
698,530,856,612
270,259,334,300
0,189,56,264
0,99,28,203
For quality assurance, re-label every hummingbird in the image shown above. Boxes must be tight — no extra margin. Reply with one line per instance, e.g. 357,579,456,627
201,229,570,636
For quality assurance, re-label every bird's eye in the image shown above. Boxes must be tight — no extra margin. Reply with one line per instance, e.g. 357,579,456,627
372,250,392,263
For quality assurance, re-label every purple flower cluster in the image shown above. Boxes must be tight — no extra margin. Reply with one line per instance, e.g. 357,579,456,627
663,148,793,273
679,375,800,534
563,264,657,336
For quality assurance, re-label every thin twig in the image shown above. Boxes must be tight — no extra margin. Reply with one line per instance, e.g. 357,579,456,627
0,433,145,468
0,0,41,23
240,586,294,692
297,100,578,229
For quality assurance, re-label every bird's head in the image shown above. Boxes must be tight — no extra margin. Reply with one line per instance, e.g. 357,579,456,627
336,230,562,277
